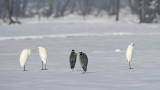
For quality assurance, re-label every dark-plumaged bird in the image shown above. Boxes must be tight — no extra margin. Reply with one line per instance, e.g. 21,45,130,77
69,50,77,71
77,52,88,73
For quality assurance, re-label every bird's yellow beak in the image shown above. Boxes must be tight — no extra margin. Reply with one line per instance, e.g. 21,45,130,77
75,53,80,55
31,48,39,52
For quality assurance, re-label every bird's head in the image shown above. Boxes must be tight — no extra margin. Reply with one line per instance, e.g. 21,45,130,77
27,49,32,55
72,49,75,52
75,53,79,55
28,49,32,52
130,43,134,46
80,52,83,55
31,46,45,52
31,47,39,52
38,47,44,49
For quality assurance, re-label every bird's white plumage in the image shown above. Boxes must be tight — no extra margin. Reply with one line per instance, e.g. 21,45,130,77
38,47,47,64
126,43,134,62
20,49,31,67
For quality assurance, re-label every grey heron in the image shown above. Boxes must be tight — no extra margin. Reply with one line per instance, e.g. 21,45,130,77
76,52,88,73
69,49,77,71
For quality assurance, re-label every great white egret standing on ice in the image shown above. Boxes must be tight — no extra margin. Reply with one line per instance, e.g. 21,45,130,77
69,49,77,71
35,47,47,70
126,43,134,69
76,52,88,73
20,49,32,71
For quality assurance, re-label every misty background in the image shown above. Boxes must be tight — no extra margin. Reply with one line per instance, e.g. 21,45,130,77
0,0,160,24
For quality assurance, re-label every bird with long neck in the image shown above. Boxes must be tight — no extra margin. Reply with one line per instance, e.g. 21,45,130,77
20,49,33,71
126,43,134,69
33,47,47,70
76,52,88,73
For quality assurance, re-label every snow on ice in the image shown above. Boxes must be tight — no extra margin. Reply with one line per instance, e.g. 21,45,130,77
0,17,160,90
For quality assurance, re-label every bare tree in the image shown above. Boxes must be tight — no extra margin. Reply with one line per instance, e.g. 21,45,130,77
47,0,54,17
0,0,160,23
83,0,89,20
21,0,28,17
5,0,16,24
70,0,76,14
61,0,70,16
14,0,21,20
138,0,158,23
54,0,61,17
129,0,139,13
116,0,120,21
108,0,117,15
78,0,82,12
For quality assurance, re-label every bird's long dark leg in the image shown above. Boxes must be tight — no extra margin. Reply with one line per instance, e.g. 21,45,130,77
42,61,43,70
129,62,132,69
44,64,47,70
24,65,25,71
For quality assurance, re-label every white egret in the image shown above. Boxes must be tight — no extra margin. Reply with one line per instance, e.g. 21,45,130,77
126,43,134,69
20,49,32,71
69,49,77,71
35,47,47,70
76,52,88,73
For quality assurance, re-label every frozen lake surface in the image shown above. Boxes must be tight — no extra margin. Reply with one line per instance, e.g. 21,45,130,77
0,19,160,90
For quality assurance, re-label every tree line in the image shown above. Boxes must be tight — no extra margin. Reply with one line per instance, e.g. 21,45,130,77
0,0,160,24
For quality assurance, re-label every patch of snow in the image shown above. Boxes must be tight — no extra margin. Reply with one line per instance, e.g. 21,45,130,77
115,49,121,53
